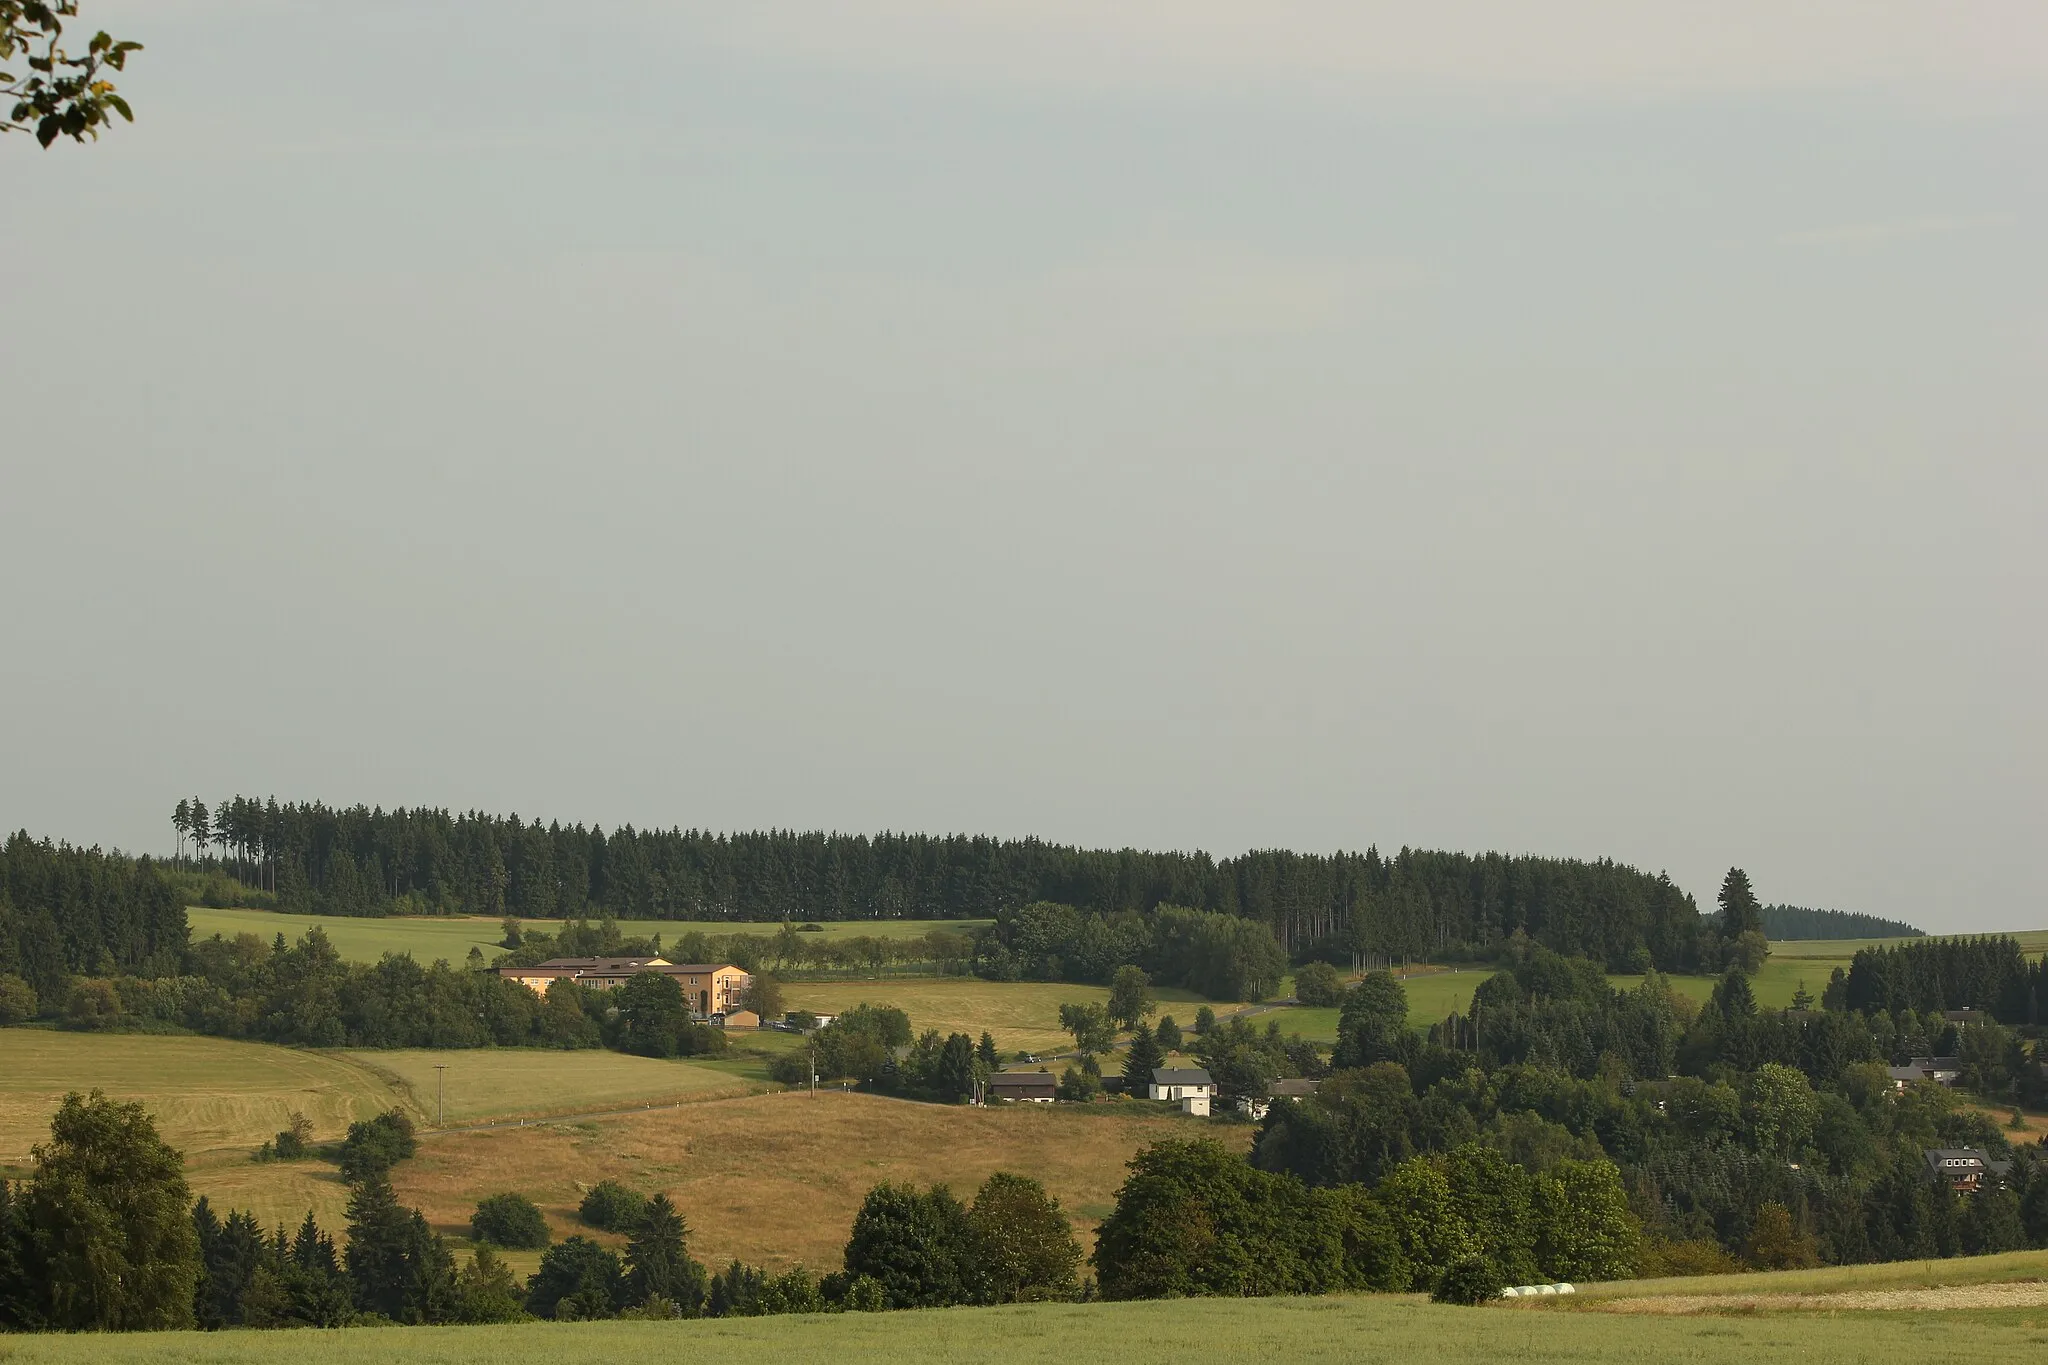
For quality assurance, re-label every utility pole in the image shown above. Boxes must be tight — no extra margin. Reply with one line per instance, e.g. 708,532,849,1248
434,1063,448,1127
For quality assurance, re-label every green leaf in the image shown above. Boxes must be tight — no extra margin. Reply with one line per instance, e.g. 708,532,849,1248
105,93,130,121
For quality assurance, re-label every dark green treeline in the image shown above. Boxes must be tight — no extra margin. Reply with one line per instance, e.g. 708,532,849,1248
1762,904,1923,941
155,797,1708,971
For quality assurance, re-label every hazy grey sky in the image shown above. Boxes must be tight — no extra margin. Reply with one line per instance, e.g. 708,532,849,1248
3,3,2042,931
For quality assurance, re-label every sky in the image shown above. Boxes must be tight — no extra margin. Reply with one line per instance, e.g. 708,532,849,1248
2,2,2042,932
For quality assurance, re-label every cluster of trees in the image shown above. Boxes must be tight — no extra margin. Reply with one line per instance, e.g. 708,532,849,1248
0,832,186,1000
497,916,975,980
1092,1137,1636,1300
1838,936,2047,1024
162,798,1708,969
0,1087,1093,1333
765,1003,1003,1102
6,914,728,1059
1261,963,2048,1275
972,902,1289,1001
1762,905,1922,941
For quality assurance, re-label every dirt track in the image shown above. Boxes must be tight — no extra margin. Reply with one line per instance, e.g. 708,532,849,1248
1593,1281,2048,1314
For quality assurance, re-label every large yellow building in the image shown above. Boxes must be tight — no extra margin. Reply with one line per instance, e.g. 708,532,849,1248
496,956,752,1018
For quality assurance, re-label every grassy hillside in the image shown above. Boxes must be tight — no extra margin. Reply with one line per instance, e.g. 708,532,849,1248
1561,1248,2048,1303
6,1289,2043,1364
780,979,1233,1055
0,1031,400,1169
338,1048,757,1125
183,907,991,965
390,1089,1244,1272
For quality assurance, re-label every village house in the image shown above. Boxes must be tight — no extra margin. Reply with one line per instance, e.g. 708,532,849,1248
495,957,752,1017
987,1071,1057,1104
1150,1067,1216,1106
1237,1076,1320,1121
1923,1148,2011,1194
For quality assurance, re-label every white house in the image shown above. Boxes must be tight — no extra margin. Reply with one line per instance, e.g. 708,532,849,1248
1150,1067,1216,1103
1180,1093,1210,1117
1237,1076,1320,1120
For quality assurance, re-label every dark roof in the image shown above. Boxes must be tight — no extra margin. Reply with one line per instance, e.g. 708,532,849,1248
1925,1149,1990,1172
988,1071,1055,1091
535,956,667,970
1269,1078,1319,1097
1152,1068,1214,1086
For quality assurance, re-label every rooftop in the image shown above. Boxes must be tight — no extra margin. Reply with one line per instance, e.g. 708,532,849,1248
1153,1068,1214,1086
989,1071,1055,1087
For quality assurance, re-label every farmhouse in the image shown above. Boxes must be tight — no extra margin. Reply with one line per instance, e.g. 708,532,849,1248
1923,1148,2012,1193
1238,1076,1320,1120
1149,1067,1216,1103
987,1071,1057,1103
496,957,752,1017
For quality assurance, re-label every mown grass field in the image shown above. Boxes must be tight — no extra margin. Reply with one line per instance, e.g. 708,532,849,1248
183,907,990,966
1559,1247,2048,1303
338,1048,757,1125
390,1089,1245,1272
0,1031,400,1169
779,979,1227,1055
8,1289,2046,1365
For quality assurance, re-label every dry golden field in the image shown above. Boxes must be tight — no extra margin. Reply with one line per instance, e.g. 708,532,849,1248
339,1047,757,1124
390,1089,1247,1271
0,1031,398,1168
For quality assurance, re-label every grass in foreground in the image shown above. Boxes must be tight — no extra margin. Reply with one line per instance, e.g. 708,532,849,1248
389,1089,1246,1270
6,1291,2045,1365
0,1031,399,1168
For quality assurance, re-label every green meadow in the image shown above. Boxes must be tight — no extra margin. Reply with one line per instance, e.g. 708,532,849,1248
3,1290,2042,1365
183,906,992,965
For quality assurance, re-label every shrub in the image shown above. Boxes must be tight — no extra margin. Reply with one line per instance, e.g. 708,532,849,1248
455,1245,529,1323
967,1172,1080,1302
0,973,38,1024
472,1193,551,1249
740,973,784,1019
338,1109,417,1182
841,1181,986,1308
580,1179,649,1232
273,1111,313,1160
1744,1202,1817,1271
1431,1255,1505,1305
1292,962,1345,1007
839,1274,887,1312
1640,1237,1742,1277
62,977,123,1030
1056,1066,1100,1102
526,1236,626,1320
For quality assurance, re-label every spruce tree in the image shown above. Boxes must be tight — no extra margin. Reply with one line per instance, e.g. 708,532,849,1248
1121,1023,1165,1094
624,1194,705,1314
1717,867,1765,937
